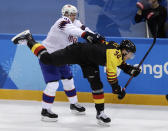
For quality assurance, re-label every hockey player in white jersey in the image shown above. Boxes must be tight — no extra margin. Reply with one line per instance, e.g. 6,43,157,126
38,4,97,122
12,30,139,126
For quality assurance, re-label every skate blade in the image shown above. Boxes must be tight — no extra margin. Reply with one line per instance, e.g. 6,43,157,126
11,30,30,42
71,110,86,115
97,119,110,127
41,116,58,122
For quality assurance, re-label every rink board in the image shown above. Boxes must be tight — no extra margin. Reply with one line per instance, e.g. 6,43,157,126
0,89,168,106
0,34,168,105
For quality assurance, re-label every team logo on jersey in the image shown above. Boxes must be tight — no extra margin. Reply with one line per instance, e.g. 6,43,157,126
58,20,70,30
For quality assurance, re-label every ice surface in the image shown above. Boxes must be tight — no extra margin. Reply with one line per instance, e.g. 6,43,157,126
0,100,168,131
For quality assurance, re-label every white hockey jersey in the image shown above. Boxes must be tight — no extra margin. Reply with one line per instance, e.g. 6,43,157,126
42,16,93,53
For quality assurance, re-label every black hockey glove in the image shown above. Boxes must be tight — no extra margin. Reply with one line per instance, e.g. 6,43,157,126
119,63,141,77
129,66,141,77
81,31,105,44
94,33,105,43
118,89,126,100
111,82,122,94
136,0,152,10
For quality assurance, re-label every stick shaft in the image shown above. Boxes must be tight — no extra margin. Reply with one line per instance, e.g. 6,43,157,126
118,26,158,100
123,36,157,90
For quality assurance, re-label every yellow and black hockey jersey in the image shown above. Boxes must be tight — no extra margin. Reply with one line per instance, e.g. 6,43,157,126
105,42,123,85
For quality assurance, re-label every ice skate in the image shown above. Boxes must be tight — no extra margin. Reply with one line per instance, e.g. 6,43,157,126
11,30,31,45
41,109,58,122
70,103,85,115
96,111,111,126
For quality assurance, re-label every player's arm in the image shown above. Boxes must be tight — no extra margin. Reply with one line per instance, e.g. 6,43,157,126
59,20,100,43
118,62,141,77
75,20,95,34
59,20,84,36
106,49,122,94
75,19,105,43
82,26,94,34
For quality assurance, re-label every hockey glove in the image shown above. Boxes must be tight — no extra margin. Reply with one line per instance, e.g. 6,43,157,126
129,66,141,77
94,33,105,43
119,63,141,77
111,82,122,94
136,0,152,10
81,31,105,44
118,89,126,100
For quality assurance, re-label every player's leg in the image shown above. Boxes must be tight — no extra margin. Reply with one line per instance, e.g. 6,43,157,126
60,65,85,115
11,30,54,64
87,74,111,126
80,65,111,126
39,61,60,122
11,30,82,66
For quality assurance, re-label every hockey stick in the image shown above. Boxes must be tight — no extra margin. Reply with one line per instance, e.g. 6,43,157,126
118,28,157,100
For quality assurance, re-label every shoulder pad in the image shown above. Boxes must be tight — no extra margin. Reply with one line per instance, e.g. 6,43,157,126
106,41,120,49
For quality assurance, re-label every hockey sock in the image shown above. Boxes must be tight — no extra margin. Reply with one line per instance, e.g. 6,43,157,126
92,89,104,114
42,82,58,109
31,43,47,57
64,88,77,104
62,79,78,104
42,93,55,109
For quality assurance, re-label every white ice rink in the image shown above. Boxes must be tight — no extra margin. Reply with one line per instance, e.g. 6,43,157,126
1,100,168,131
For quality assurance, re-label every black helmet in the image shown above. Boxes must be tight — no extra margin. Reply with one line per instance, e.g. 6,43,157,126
120,40,136,53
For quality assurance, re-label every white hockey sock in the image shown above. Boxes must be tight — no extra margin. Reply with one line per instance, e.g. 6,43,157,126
62,79,78,104
42,81,59,109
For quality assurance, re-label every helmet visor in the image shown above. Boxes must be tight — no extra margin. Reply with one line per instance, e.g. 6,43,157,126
123,51,135,61
127,52,135,59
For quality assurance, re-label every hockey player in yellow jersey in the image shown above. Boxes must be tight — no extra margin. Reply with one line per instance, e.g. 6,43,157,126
11,30,141,126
